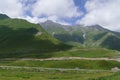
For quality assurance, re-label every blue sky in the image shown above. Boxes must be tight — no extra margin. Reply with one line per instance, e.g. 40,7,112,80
74,0,87,13
19,0,88,25
0,0,120,31
61,0,87,25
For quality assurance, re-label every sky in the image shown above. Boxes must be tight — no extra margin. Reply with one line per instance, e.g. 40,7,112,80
0,0,120,31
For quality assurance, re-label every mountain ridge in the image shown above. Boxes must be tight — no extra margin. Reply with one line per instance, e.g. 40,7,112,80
41,20,120,51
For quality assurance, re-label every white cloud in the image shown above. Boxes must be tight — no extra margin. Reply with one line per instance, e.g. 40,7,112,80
32,0,81,19
22,16,40,23
0,0,23,18
77,0,120,31
23,0,81,25
0,0,81,25
57,21,71,25
23,15,71,26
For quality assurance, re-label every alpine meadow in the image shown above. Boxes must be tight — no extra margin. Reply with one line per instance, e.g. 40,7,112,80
0,0,120,80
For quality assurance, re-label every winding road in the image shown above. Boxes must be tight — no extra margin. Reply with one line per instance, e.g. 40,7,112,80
0,65,111,72
1,57,120,62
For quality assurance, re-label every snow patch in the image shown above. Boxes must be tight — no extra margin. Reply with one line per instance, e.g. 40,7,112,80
35,32,42,36
83,33,86,39
52,32,55,36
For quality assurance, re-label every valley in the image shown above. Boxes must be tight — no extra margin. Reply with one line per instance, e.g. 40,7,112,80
0,14,120,80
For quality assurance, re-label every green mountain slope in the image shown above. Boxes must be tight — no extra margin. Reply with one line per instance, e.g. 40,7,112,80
0,14,71,58
41,21,120,51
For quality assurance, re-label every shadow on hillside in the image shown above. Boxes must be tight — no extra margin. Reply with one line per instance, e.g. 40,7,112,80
54,34,84,44
100,35,120,51
0,25,72,58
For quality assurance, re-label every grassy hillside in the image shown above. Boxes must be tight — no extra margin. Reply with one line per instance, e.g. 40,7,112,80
101,35,120,51
0,15,71,58
50,48,120,58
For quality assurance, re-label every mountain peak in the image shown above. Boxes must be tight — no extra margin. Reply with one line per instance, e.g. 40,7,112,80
86,24,109,31
43,20,63,26
0,14,9,20
45,20,54,23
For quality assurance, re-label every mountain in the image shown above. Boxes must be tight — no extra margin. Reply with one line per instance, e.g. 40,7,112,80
41,20,120,51
0,14,9,20
0,14,71,58
41,20,72,34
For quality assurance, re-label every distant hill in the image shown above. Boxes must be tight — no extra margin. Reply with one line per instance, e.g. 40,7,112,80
0,14,71,58
41,20,120,51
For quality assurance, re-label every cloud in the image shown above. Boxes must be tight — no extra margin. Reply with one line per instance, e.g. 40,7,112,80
22,0,81,25
77,0,120,31
22,16,41,23
32,0,81,19
0,0,81,25
0,0,23,18
22,15,69,25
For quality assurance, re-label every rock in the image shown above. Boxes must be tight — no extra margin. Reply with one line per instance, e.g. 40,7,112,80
111,67,120,72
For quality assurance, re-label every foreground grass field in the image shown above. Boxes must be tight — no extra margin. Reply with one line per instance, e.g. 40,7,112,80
91,72,120,80
0,68,113,80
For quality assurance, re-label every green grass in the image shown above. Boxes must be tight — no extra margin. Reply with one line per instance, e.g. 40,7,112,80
91,72,120,80
0,68,113,80
50,48,120,58
0,60,120,70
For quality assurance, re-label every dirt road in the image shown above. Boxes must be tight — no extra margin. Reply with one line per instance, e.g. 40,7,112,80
1,57,120,62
